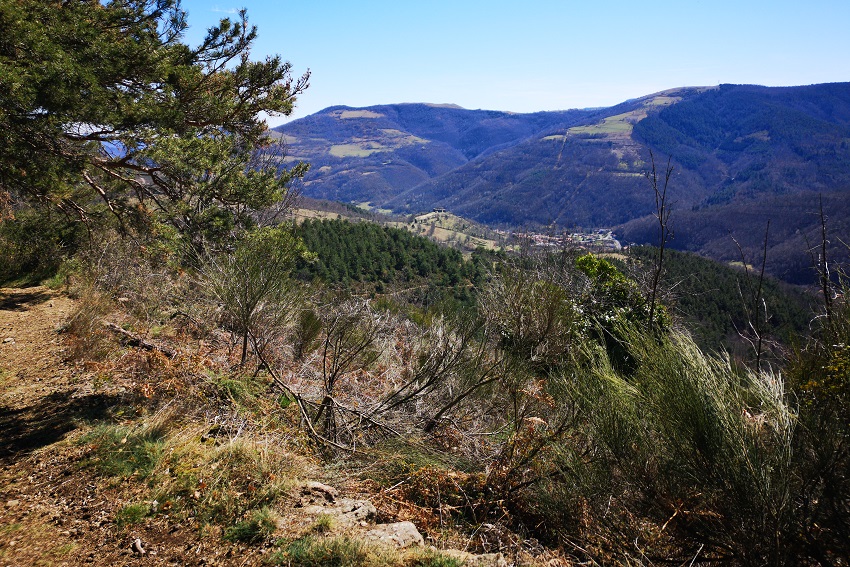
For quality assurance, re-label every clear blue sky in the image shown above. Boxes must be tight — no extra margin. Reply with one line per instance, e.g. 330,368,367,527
180,0,850,126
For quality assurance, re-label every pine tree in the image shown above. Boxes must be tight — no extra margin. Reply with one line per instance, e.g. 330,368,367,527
0,0,308,241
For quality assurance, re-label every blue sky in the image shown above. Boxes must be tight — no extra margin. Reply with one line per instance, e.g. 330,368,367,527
180,0,850,126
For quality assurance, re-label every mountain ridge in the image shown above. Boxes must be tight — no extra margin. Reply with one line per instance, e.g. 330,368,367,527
276,83,850,283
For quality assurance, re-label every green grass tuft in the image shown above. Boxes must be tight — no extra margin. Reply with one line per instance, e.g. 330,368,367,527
223,506,278,543
272,536,371,567
81,423,167,479
311,513,335,534
115,502,149,526
269,535,464,567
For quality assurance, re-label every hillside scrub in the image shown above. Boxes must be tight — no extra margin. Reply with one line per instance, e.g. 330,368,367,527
0,206,89,285
558,328,796,564
199,226,310,365
3,208,849,565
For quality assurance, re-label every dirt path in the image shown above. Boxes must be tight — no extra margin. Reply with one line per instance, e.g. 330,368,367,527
0,287,518,566
0,286,81,460
0,287,301,566
0,287,89,566
0,288,136,567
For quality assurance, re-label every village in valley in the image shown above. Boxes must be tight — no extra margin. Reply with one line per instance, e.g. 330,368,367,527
501,227,623,252
415,207,623,253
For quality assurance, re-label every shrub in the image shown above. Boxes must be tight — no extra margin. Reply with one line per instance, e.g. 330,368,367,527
200,226,307,366
547,325,796,564
786,284,850,563
0,206,86,284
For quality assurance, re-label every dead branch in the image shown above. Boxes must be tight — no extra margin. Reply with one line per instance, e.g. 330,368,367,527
250,328,395,454
101,321,177,358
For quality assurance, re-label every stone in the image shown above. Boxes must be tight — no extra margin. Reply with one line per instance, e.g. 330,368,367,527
2,337,13,344
335,499,377,525
131,538,146,555
301,498,377,528
441,550,509,567
363,521,424,548
298,481,338,505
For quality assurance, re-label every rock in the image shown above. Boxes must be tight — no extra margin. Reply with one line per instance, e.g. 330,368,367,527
336,499,376,525
131,538,146,555
2,337,13,344
298,481,338,505
441,549,508,567
5,499,20,507
363,521,424,548
301,498,377,528
472,554,509,567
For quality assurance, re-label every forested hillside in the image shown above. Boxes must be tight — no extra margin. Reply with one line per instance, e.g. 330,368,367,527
619,191,850,284
275,104,594,205
626,246,815,356
282,84,850,284
621,83,850,283
293,218,492,306
292,216,816,359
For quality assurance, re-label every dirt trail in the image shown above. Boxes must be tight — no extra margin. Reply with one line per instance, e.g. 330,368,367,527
0,286,80,460
0,287,306,566
0,288,136,567
0,287,89,566
0,287,517,566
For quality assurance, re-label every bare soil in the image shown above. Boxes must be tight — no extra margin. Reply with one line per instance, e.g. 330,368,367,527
0,287,275,566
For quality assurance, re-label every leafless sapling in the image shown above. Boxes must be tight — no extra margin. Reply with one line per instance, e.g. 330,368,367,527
645,150,674,331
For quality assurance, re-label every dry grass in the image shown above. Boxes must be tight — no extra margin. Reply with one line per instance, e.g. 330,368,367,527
269,535,467,567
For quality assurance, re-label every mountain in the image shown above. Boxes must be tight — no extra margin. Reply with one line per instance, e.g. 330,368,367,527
274,103,595,205
384,88,710,226
277,83,850,283
622,83,850,283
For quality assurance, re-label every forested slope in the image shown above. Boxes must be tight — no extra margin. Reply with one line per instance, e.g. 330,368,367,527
275,104,593,205
282,84,850,284
294,218,492,306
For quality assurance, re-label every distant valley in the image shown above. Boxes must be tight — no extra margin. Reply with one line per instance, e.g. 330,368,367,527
276,83,850,284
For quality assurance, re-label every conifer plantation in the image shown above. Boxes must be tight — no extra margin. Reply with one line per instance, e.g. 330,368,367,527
1,2,848,566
